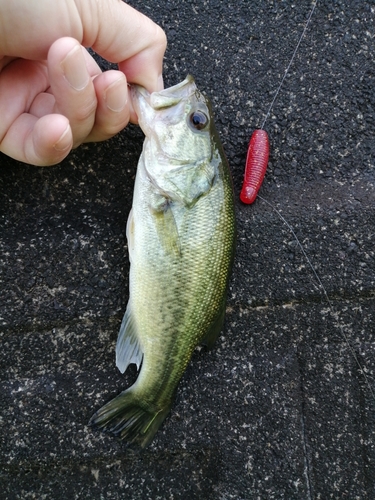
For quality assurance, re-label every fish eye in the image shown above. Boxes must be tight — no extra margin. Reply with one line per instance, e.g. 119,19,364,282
189,110,209,130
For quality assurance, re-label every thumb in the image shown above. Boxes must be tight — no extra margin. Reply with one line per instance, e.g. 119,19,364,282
78,0,166,92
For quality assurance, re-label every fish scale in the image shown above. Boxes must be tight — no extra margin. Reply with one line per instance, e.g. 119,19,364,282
90,76,235,448
132,161,234,404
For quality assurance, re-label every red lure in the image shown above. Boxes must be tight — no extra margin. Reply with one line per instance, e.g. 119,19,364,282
240,129,270,204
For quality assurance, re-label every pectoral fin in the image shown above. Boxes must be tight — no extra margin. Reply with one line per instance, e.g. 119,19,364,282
116,303,143,373
126,209,135,263
153,208,181,257
149,194,181,257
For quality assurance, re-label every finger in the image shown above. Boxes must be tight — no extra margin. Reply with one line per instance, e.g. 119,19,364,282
85,69,130,143
0,58,49,141
0,113,73,166
77,0,167,93
0,0,82,59
0,58,71,165
47,37,99,147
1,0,166,93
29,92,55,117
0,56,16,72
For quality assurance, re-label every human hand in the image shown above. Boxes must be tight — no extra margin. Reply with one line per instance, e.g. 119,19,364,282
0,0,166,166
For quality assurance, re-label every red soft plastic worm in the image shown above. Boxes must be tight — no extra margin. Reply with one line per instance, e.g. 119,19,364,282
240,129,270,204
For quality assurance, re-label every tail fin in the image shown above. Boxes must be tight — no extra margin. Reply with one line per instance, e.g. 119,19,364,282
89,389,171,449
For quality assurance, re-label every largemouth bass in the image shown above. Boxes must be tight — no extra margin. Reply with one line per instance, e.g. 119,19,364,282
90,76,236,448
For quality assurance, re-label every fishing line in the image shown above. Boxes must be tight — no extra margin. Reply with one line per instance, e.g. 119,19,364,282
243,0,375,400
258,0,375,400
258,195,375,400
240,0,318,205
260,0,318,130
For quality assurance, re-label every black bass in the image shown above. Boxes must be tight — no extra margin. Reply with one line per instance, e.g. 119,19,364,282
90,76,236,448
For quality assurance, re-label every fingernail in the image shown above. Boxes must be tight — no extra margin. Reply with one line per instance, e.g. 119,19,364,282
105,76,127,112
54,125,71,152
61,46,89,91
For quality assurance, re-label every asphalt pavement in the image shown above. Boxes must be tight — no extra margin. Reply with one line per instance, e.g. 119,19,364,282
1,1,375,498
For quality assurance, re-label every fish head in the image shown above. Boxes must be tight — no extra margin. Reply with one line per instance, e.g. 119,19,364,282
131,76,217,207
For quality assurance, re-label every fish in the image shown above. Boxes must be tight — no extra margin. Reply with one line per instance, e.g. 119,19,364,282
89,75,236,448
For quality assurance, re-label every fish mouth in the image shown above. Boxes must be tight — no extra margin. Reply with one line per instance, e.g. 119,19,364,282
131,75,197,112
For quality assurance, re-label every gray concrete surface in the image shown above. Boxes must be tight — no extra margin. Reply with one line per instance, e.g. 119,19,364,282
1,0,375,498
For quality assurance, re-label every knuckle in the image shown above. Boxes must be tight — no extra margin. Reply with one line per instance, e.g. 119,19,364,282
155,26,167,51
71,97,97,124
92,114,130,142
